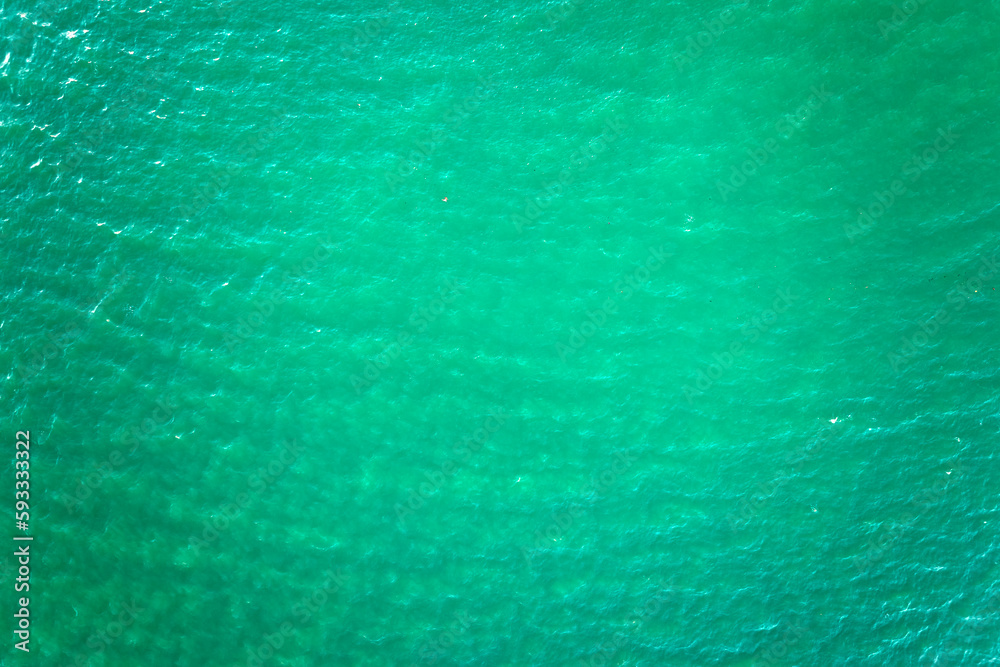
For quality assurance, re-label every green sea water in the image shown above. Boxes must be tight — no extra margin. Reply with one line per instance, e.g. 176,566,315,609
3,0,1000,664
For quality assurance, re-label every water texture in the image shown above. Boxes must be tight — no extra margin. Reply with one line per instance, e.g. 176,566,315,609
2,0,1000,665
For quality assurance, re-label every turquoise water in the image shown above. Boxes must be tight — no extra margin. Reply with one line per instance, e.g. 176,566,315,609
4,0,1000,664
